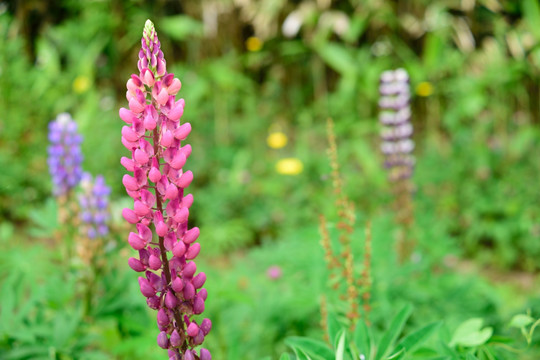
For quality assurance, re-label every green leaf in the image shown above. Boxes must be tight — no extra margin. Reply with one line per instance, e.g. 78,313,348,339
387,348,404,359
375,304,413,360
423,32,444,73
52,310,82,349
449,318,493,348
335,330,346,360
79,351,111,360
523,0,540,40
280,354,293,360
286,337,334,360
27,198,58,237
396,321,442,354
313,42,357,76
297,349,314,360
3,346,49,359
342,15,367,43
327,312,342,349
465,354,479,360
509,314,534,329
159,15,204,41
353,320,372,359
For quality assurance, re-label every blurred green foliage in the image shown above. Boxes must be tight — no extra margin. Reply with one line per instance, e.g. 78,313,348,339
1,0,540,359
1,0,540,268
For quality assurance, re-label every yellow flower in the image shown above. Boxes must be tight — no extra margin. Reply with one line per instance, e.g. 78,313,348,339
246,36,263,52
276,158,303,175
416,81,433,97
73,75,90,94
267,132,288,149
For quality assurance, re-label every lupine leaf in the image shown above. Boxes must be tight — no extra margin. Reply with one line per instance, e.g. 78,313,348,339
509,314,534,328
387,348,404,359
353,320,372,360
327,312,342,349
280,354,292,360
299,349,314,360
291,345,314,360
395,321,442,355
285,337,334,360
52,310,82,349
450,318,493,348
375,304,413,360
335,330,346,360
3,346,49,359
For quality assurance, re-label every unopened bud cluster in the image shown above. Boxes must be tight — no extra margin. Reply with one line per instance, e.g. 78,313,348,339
379,69,415,181
120,20,210,360
47,113,83,197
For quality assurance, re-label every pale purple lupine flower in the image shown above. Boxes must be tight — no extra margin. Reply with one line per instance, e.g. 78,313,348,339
379,69,415,182
47,113,83,197
379,68,416,262
79,173,111,239
119,20,210,360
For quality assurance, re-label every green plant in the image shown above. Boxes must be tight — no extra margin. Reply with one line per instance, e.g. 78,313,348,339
282,304,441,360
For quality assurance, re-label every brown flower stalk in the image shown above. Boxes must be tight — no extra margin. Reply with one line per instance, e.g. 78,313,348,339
319,118,374,332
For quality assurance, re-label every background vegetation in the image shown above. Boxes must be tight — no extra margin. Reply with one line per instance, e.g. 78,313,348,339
1,0,540,359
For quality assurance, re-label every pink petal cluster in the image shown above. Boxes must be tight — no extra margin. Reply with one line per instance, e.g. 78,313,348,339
119,20,210,360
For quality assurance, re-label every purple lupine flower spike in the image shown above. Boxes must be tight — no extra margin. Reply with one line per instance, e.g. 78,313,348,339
120,20,210,358
47,113,83,197
79,173,111,239
379,68,416,262
379,69,415,181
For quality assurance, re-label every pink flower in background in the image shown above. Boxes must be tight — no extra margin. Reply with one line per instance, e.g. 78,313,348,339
267,265,283,280
119,20,210,360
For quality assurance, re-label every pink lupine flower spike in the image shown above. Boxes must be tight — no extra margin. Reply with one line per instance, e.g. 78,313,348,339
120,20,211,360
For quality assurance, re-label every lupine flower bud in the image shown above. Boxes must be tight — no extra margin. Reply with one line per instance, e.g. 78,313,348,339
157,331,169,349
193,330,204,345
172,241,186,257
200,318,212,335
187,322,199,337
168,350,180,360
183,350,195,360
165,290,179,309
200,348,212,360
157,308,170,327
198,288,208,301
183,227,200,244
183,262,197,278
147,296,160,310
172,277,184,292
193,296,205,314
120,19,210,358
183,282,195,300
185,243,201,260
170,330,182,347
192,272,206,289
129,257,146,272
139,277,156,297
47,113,83,197
122,208,139,224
